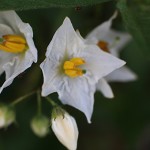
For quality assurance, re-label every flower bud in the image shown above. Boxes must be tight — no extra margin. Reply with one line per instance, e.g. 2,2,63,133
31,115,49,137
51,107,78,150
0,103,15,128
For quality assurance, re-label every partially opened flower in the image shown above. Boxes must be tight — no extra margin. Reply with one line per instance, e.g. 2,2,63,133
51,107,78,150
85,11,137,98
0,10,37,93
40,17,125,123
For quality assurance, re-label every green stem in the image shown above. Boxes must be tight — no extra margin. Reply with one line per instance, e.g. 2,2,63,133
11,91,36,106
37,90,42,115
45,97,58,107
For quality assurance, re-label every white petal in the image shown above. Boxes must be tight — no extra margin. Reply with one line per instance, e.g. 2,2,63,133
0,23,14,36
76,29,85,41
106,30,132,57
96,78,114,98
86,11,117,44
46,17,84,60
0,11,21,34
79,45,126,82
105,66,137,82
0,50,36,93
0,51,14,75
40,57,63,96
19,24,37,63
58,77,95,123
52,113,78,150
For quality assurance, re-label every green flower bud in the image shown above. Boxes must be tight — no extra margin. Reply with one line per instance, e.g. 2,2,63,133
0,103,15,128
31,115,49,137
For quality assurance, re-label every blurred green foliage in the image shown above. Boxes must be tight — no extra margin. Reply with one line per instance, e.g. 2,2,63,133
0,0,111,11
118,0,150,58
0,0,150,150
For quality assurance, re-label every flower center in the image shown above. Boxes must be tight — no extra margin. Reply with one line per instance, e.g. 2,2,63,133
97,40,109,53
63,57,85,78
0,35,28,53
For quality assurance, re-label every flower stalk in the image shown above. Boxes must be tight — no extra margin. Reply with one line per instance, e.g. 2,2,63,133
11,91,36,106
45,97,58,107
37,90,42,115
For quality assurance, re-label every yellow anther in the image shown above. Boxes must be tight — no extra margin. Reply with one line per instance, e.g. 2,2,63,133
63,61,75,70
65,69,83,78
63,57,85,78
97,40,109,53
4,41,26,53
0,35,27,53
3,35,26,44
70,57,85,66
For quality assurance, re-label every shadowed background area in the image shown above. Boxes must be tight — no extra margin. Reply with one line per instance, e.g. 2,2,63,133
0,1,150,150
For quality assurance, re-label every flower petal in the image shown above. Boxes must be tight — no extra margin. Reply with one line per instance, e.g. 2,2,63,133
86,11,117,44
0,23,14,36
96,78,114,98
105,66,137,82
40,57,63,96
0,51,14,75
79,45,126,82
0,10,21,34
46,17,84,61
58,77,95,123
0,50,36,93
104,30,131,57
20,24,37,63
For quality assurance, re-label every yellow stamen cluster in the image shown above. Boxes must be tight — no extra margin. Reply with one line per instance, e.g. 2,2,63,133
97,40,109,53
0,35,27,53
63,57,85,78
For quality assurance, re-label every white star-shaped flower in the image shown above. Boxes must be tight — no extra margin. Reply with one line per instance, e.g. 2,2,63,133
85,12,137,98
0,10,37,93
40,17,125,123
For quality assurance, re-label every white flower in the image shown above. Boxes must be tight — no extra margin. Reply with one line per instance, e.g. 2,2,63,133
51,112,78,150
0,103,15,128
40,17,125,123
0,10,37,93
85,11,137,98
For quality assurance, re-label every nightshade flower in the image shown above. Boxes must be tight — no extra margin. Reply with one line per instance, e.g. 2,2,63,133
0,10,37,93
85,12,137,98
40,17,125,123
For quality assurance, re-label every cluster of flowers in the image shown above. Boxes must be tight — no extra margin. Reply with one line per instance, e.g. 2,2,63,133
0,10,137,150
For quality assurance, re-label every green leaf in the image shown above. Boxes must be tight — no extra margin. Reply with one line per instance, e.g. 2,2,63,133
0,0,111,11
117,0,150,57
